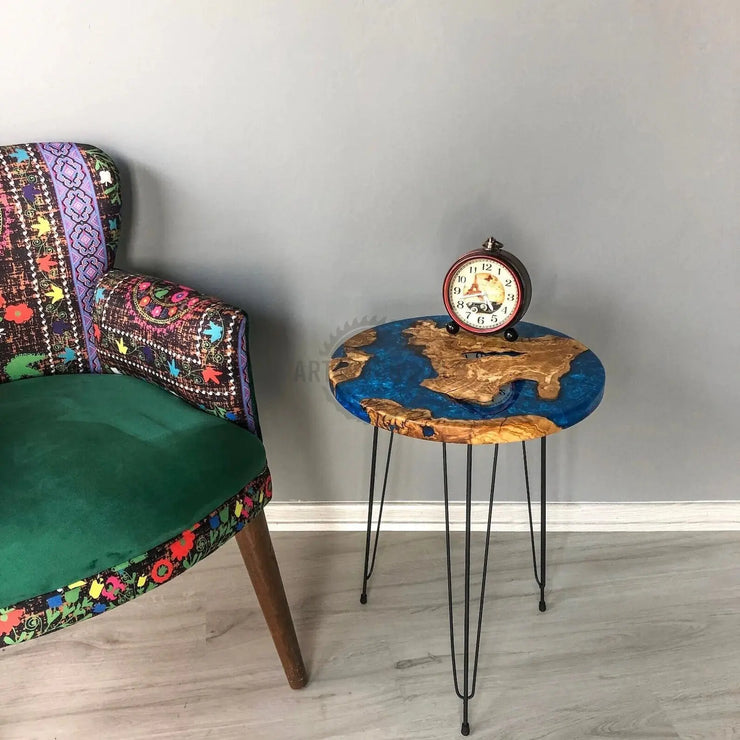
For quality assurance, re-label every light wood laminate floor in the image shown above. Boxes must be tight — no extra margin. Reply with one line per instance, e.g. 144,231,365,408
1,530,739,739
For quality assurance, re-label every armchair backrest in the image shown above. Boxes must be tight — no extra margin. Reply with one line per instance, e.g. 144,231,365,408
0,143,121,382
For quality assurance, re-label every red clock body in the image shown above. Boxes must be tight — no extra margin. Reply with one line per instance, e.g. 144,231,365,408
443,238,531,339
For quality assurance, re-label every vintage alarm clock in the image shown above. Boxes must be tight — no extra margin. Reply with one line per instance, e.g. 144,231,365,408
443,237,532,341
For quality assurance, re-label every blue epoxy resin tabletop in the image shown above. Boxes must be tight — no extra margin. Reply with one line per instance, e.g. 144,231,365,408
329,316,604,444
327,315,605,736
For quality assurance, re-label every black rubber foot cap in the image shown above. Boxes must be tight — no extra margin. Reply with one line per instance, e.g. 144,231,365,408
504,327,518,342
446,321,460,335
360,593,368,605
539,600,547,612
461,722,470,736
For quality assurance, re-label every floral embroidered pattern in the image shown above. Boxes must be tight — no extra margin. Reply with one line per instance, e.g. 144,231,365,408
132,278,199,326
93,269,259,434
3,302,33,324
0,470,272,645
0,143,121,381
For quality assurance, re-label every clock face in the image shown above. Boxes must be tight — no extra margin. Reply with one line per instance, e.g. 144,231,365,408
445,256,522,333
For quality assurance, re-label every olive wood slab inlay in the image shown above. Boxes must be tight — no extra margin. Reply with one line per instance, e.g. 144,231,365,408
361,398,560,444
404,319,587,402
329,316,605,445
328,328,376,390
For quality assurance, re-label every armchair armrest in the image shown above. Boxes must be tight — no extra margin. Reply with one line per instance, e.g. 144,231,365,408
91,269,260,436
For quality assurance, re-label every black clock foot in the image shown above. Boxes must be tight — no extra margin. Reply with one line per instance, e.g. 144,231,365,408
461,722,470,736
539,599,547,612
504,327,518,342
360,592,368,605
446,321,460,335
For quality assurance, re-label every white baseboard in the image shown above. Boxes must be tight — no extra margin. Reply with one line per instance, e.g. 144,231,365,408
266,501,740,532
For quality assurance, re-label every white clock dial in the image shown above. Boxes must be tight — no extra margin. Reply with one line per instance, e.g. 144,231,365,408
447,258,521,331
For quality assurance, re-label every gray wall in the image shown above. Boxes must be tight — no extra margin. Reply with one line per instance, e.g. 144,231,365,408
1,1,737,502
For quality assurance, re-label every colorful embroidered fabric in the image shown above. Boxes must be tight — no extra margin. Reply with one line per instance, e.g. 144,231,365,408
0,470,271,645
92,269,259,435
0,143,120,380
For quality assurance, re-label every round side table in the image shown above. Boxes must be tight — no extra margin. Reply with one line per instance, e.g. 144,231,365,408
329,315,605,736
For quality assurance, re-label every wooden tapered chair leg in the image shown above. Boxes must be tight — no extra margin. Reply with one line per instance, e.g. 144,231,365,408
235,509,308,689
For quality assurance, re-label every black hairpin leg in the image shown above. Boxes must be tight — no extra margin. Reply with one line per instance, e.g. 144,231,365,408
523,437,547,611
360,427,394,604
443,443,498,736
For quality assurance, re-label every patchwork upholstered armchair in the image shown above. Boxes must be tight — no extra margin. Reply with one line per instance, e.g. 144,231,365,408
0,142,307,689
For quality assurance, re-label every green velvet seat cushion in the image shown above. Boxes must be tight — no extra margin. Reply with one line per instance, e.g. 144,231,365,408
0,374,267,608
